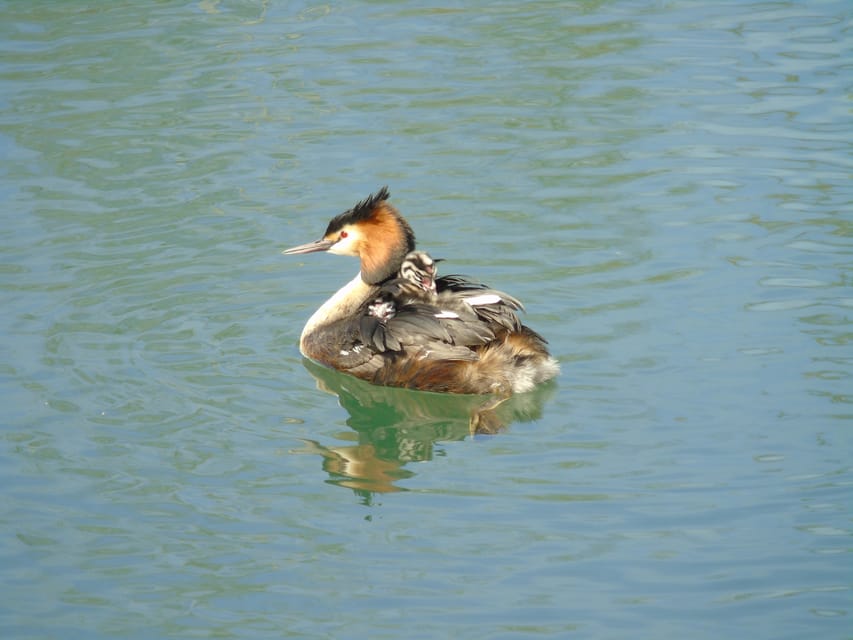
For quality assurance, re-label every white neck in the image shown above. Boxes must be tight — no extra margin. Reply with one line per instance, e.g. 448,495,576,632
299,273,375,356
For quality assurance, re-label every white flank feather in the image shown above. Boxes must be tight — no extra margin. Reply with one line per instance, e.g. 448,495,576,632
464,293,501,306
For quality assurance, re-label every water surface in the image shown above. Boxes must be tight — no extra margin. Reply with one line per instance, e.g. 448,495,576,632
1,1,850,638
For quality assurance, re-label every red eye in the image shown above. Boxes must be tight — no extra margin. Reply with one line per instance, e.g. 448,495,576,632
340,230,348,239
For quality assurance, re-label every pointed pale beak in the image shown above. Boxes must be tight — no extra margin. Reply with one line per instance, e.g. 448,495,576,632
282,238,335,255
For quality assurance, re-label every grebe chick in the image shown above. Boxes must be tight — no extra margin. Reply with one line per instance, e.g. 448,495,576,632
283,187,559,395
364,250,439,324
360,250,455,354
369,249,521,331
392,249,526,338
399,250,438,296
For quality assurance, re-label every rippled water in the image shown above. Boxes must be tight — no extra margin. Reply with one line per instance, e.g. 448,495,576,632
1,2,850,638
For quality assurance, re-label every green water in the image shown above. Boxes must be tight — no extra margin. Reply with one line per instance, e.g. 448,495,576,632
1,2,850,638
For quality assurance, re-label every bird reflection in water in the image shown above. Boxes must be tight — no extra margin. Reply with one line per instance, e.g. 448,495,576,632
291,358,556,498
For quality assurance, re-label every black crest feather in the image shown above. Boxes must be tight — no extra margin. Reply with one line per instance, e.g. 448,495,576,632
324,186,391,236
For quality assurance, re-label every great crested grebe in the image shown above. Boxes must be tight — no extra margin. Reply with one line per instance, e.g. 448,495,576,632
283,187,559,395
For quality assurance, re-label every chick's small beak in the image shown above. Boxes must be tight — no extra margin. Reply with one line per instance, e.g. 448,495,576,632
282,238,335,255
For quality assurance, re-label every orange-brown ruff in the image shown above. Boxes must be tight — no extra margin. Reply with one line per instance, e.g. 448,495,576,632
283,187,559,395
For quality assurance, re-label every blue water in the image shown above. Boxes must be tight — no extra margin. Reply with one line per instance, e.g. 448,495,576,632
1,2,850,638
